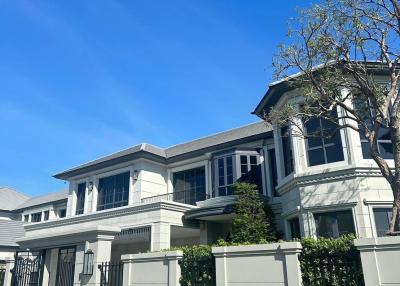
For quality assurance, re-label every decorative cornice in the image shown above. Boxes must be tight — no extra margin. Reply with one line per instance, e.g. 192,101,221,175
25,200,195,231
277,166,385,195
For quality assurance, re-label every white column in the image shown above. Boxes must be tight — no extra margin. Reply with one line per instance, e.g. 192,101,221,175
47,248,59,286
151,222,171,251
273,126,285,182
3,258,14,286
91,177,99,213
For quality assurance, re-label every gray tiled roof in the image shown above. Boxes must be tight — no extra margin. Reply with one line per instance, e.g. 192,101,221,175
0,188,30,211
54,121,272,179
165,121,272,158
0,219,25,247
14,189,68,210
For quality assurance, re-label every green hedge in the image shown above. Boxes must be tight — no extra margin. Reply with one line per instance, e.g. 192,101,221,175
299,235,364,286
178,245,215,286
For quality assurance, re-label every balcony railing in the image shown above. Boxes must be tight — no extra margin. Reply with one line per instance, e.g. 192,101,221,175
141,190,210,206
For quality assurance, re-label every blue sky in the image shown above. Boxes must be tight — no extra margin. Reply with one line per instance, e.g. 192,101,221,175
0,0,309,196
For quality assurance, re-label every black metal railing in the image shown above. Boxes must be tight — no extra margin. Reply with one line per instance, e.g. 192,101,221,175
98,261,124,286
141,190,210,205
11,252,44,286
0,268,5,286
300,253,364,286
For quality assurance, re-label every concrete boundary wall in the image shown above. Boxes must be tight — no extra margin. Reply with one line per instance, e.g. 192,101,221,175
212,242,303,286
121,251,182,286
355,236,400,286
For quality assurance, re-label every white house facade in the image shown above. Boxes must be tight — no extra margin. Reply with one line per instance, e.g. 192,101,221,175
0,68,397,286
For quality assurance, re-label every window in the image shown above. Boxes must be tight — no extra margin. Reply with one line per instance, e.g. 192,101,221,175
31,212,42,222
173,167,206,205
373,208,400,237
304,117,344,166
23,215,29,222
76,182,86,215
268,149,279,197
216,156,234,196
43,210,49,221
239,155,261,192
288,217,301,239
356,99,393,159
97,172,130,211
281,127,294,176
314,210,355,238
58,209,66,218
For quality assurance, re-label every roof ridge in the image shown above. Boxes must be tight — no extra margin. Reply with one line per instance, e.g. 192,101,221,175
165,121,266,151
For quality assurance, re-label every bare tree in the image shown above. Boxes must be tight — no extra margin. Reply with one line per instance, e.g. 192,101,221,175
267,0,400,234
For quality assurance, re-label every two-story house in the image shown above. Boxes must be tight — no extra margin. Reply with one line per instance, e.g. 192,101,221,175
3,64,396,286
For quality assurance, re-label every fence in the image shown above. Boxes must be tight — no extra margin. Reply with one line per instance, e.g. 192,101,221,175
300,253,364,286
98,261,124,286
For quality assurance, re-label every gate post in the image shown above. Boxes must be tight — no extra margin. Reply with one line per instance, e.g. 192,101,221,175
2,258,14,286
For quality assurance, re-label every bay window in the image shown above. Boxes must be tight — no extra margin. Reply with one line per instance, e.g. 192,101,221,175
217,156,234,196
97,171,130,211
304,117,344,166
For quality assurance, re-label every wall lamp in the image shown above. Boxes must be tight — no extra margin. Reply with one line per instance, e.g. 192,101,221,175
88,181,94,192
82,249,94,275
133,170,139,181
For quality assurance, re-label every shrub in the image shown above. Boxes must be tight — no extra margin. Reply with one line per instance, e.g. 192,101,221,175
299,235,364,286
231,182,280,244
178,245,215,286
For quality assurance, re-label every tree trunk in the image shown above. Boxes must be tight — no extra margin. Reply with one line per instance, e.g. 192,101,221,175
388,184,400,234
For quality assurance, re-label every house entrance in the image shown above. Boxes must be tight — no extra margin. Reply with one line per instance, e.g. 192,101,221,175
55,247,76,286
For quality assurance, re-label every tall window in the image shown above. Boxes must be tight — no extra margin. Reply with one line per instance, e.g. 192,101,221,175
58,208,66,218
217,156,234,196
23,215,29,222
239,155,261,192
43,210,50,221
304,116,344,166
76,182,86,215
268,149,279,197
373,208,400,237
281,127,294,176
173,167,206,205
314,210,355,238
97,172,130,211
356,99,393,159
288,217,301,239
31,212,42,222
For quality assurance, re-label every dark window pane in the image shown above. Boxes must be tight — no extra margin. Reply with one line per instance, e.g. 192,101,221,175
281,127,294,176
44,211,49,221
172,167,206,205
289,217,301,239
361,141,371,159
305,118,323,148
240,155,247,165
380,143,394,159
59,209,66,218
308,148,325,166
98,172,129,211
325,144,344,163
314,210,355,238
373,208,400,236
76,182,86,215
31,212,42,222
268,149,279,197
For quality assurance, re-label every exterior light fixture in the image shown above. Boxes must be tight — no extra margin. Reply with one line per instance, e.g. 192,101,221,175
82,249,94,275
133,170,139,181
88,182,94,192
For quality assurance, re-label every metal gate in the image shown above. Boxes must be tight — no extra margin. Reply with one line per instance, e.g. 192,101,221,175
11,251,45,286
55,247,76,286
98,261,124,286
